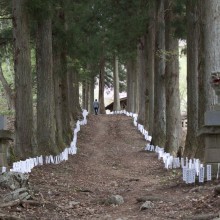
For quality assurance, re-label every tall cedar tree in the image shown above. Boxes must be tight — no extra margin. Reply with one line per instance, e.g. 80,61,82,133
165,0,181,156
36,2,59,155
153,0,166,147
12,0,34,158
184,0,199,158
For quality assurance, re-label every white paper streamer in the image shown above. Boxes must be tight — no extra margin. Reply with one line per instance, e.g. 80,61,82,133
199,167,204,183
217,163,220,179
207,164,212,181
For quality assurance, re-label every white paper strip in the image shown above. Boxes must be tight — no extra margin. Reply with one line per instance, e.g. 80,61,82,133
2,166,6,173
207,164,212,181
199,167,204,183
217,163,220,179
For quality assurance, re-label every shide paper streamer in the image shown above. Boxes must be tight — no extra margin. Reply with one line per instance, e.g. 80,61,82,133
3,109,218,184
1,110,88,174
110,110,217,184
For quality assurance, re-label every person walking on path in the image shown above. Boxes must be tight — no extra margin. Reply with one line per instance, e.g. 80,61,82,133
93,99,99,115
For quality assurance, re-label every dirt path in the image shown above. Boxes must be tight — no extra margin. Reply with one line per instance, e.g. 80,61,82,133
3,115,220,219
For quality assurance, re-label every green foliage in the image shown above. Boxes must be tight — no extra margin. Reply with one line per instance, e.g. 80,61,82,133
25,0,54,21
0,0,187,109
0,25,12,46
172,0,187,40
0,0,12,17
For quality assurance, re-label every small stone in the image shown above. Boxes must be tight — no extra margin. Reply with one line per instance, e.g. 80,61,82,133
103,214,112,219
136,195,162,203
69,201,80,207
140,201,154,211
106,195,124,205
110,181,118,187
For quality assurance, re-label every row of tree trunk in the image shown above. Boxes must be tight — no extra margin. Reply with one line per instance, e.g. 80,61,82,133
126,0,180,155
9,0,220,160
12,0,81,158
126,0,219,159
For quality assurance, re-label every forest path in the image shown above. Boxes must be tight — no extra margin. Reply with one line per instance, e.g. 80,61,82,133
17,115,218,219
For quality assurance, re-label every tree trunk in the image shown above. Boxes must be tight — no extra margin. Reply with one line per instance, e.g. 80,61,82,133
113,55,120,111
53,49,65,149
184,0,199,158
153,0,166,146
36,16,59,155
85,80,89,110
58,5,72,144
0,59,14,110
135,52,140,114
164,0,181,156
200,0,220,160
72,69,81,118
67,67,74,121
204,0,220,103
82,79,86,109
12,0,33,158
137,37,147,125
99,56,106,114
146,4,156,134
196,0,210,159
60,51,72,144
65,0,80,121
126,59,136,113
126,62,131,112
88,75,95,113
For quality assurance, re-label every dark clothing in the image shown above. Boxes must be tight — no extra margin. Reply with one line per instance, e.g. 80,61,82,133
94,107,98,115
93,101,99,115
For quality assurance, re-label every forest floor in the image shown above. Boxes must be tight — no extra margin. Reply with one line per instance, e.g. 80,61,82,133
1,114,220,220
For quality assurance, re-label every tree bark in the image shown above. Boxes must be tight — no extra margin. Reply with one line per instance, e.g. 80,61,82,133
153,0,166,146
0,59,14,110
85,80,89,110
113,55,120,111
200,0,220,160
88,74,95,113
53,49,65,149
164,0,181,156
99,56,106,114
58,4,72,144
196,0,210,159
36,16,59,155
137,37,147,125
72,69,81,118
82,79,86,109
65,0,80,121
60,50,72,144
126,59,136,113
67,67,74,121
12,0,33,158
184,0,199,158
145,5,156,134
135,52,140,114
204,0,220,102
